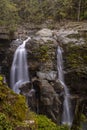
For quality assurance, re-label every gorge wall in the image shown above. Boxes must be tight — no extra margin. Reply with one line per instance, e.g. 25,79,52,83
0,22,87,128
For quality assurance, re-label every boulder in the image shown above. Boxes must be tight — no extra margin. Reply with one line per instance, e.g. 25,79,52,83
37,71,57,81
39,80,61,123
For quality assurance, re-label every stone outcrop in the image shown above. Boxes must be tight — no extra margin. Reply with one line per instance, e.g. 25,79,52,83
0,75,37,130
0,26,17,83
2,28,62,124
1,22,87,127
0,39,11,84
55,23,87,128
56,24,87,95
25,28,62,124
39,79,61,123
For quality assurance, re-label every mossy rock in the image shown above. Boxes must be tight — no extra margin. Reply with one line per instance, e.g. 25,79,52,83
0,75,37,129
63,43,87,94
64,44,87,78
0,112,12,130
0,75,70,130
35,114,69,130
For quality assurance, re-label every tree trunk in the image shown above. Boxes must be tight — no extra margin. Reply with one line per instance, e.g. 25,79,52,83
77,0,81,21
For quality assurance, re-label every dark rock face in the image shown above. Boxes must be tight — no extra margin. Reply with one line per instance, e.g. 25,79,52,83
4,28,62,124
25,28,62,124
37,79,61,123
63,32,87,95
2,23,87,126
0,27,17,84
63,43,87,128
0,39,11,84
56,24,87,128
0,27,16,40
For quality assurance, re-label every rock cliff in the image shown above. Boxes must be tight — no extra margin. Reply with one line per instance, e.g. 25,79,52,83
0,22,87,128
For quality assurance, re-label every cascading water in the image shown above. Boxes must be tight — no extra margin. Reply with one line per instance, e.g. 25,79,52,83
57,46,72,126
10,37,31,94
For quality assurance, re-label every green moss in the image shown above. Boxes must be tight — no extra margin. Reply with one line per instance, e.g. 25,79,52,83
0,76,3,81
0,76,38,129
80,114,87,122
0,75,3,86
0,75,37,129
36,44,50,62
36,115,57,129
12,95,28,121
64,44,87,76
0,75,70,130
35,114,69,130
0,112,12,130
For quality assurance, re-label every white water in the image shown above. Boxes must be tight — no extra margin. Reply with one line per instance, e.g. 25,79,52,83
10,37,31,94
57,46,72,126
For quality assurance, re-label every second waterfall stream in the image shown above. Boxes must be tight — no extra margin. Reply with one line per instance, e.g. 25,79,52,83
57,46,73,126
10,37,31,94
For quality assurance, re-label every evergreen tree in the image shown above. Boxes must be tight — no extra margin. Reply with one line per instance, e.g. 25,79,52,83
0,0,87,25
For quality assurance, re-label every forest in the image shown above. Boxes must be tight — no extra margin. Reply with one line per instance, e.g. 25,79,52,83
0,0,87,27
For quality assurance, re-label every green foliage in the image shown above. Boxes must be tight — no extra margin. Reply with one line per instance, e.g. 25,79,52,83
0,112,12,130
0,76,8,100
65,44,87,76
39,45,49,61
14,0,44,23
0,76,3,81
80,114,87,122
83,11,87,19
36,114,57,130
0,75,37,129
0,0,19,28
11,0,87,24
0,0,87,25
36,45,50,62
0,77,70,130
12,95,28,121
35,114,69,130
0,76,3,86
1,91,28,122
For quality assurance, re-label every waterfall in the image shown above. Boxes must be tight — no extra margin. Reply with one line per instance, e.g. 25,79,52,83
57,46,72,126
10,37,31,94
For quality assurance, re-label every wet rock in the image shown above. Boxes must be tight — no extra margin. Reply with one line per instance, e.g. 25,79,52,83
19,82,32,94
26,29,57,73
25,28,62,123
39,79,62,124
53,79,64,94
6,24,87,125
57,23,87,127
37,71,57,81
